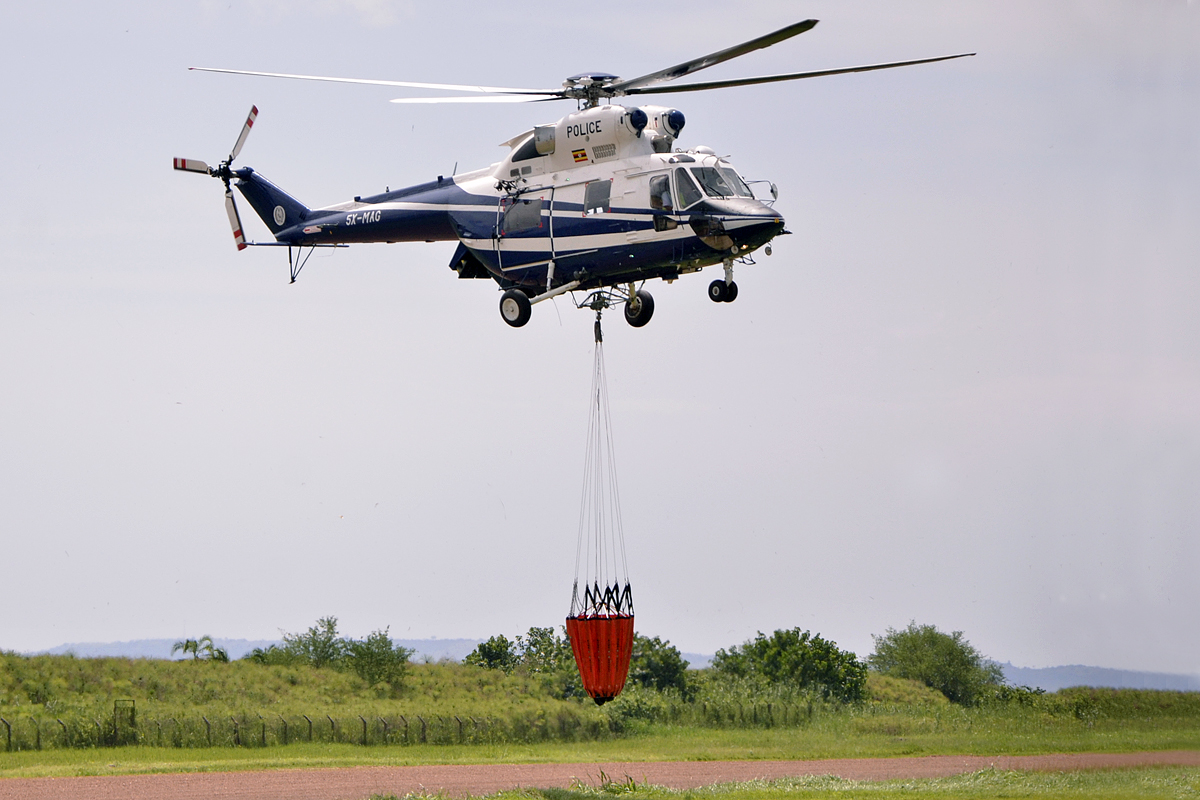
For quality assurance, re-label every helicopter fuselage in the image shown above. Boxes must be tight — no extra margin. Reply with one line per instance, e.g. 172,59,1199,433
232,103,785,295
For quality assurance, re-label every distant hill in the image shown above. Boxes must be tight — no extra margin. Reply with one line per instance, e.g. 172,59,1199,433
999,662,1200,692
35,638,483,663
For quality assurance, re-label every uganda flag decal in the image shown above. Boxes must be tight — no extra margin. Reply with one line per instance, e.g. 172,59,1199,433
572,149,588,163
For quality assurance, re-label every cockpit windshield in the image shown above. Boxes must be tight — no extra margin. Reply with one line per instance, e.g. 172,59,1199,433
691,166,753,199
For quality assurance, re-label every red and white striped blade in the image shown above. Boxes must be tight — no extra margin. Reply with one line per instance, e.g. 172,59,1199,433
229,105,258,162
224,189,247,251
173,157,210,173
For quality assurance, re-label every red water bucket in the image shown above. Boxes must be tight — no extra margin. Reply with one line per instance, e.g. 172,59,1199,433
566,614,635,705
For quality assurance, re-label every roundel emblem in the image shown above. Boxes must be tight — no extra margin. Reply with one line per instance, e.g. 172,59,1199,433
273,205,286,226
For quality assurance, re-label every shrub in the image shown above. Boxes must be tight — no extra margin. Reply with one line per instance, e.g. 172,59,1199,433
713,628,867,703
629,634,691,698
345,628,413,690
464,635,519,672
869,622,1004,705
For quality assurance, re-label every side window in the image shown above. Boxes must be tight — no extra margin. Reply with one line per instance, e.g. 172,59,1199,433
584,180,611,215
501,197,543,235
675,167,702,208
511,136,540,163
649,174,673,212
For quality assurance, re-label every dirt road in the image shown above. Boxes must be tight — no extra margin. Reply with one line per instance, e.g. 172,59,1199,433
2,751,1197,800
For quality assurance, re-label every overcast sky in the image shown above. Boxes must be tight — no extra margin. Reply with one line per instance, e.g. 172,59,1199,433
2,1,1197,676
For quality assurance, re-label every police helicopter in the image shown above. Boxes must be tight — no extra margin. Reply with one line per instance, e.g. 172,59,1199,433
175,20,971,328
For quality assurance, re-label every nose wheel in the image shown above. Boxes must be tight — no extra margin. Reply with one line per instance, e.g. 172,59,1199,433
708,279,738,303
709,259,739,303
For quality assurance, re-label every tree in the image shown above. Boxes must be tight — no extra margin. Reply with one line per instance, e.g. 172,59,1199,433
869,622,1004,705
515,627,572,675
172,635,229,662
282,616,346,669
464,635,518,672
345,627,413,689
171,638,200,660
713,628,867,703
629,634,691,697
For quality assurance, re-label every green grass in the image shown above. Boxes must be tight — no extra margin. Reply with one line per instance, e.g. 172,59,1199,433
470,769,1200,800
3,653,1200,781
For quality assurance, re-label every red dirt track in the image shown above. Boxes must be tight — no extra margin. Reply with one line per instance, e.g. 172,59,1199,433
2,752,1198,800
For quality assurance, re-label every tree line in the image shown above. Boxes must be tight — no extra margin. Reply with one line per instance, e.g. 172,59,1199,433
171,618,1007,707
461,621,1007,707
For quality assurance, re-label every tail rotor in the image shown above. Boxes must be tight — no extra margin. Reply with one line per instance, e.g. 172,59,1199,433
173,105,258,251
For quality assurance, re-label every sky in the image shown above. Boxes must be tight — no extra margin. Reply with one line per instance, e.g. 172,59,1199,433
2,1,1197,676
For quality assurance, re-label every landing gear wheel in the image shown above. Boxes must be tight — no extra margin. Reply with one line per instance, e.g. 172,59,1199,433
624,289,655,328
499,289,531,327
723,281,739,302
708,280,727,303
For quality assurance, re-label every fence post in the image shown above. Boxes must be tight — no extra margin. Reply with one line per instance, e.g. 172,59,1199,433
327,715,336,743
155,720,162,747
34,719,41,750
399,715,408,744
231,717,240,747
56,719,68,748
359,715,367,746
303,715,313,742
379,717,389,745
94,720,102,747
203,716,211,747
279,716,288,745
169,718,179,747
455,716,463,743
258,714,266,747
417,716,427,744
1,717,10,752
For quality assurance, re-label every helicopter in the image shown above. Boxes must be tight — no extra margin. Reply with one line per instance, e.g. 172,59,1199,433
175,20,972,328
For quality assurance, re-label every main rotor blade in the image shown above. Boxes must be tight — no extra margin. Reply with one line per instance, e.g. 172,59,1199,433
173,157,210,173
624,53,976,96
225,189,247,251
191,66,560,97
229,105,258,162
390,94,558,104
608,19,818,94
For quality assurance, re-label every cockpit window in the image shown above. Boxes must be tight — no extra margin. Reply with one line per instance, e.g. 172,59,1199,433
718,167,753,198
674,167,703,208
691,166,753,199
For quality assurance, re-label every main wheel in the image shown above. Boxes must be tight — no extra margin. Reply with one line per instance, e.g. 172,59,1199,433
499,289,531,327
708,280,727,303
624,289,655,328
723,281,739,302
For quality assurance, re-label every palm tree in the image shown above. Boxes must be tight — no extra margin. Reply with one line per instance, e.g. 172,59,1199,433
172,636,229,662
171,638,200,660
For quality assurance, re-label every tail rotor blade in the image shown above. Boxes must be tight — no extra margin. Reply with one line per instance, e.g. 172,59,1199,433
173,157,210,173
228,105,258,162
225,189,248,251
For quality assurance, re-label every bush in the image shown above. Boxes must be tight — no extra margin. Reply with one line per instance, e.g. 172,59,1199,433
464,635,519,672
282,616,346,669
869,622,1003,705
712,628,867,703
629,634,691,698
345,628,413,690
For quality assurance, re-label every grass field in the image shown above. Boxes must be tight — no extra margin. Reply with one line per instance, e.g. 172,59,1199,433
2,653,1199,782
467,769,1200,800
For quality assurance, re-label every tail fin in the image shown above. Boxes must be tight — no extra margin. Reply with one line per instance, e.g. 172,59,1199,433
233,168,310,235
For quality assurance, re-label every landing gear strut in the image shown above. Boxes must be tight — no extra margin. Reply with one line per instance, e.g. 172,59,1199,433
577,283,655,329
